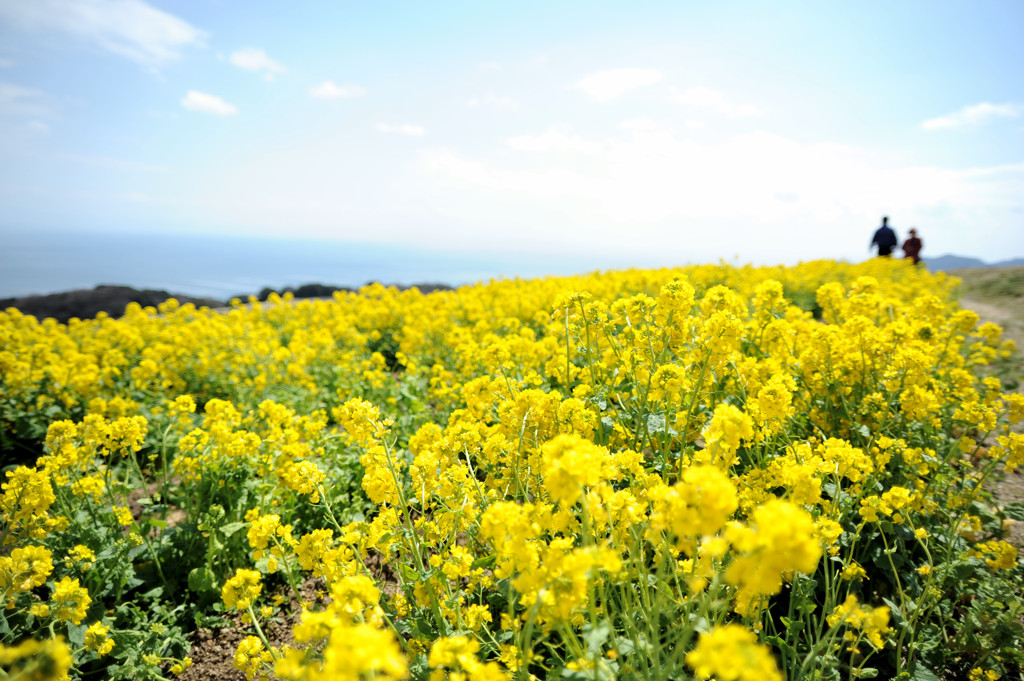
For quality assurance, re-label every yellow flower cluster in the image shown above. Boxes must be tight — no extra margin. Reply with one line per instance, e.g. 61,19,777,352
827,594,892,650
84,621,115,658
222,568,263,611
0,636,72,680
0,545,53,604
2,257,1021,679
50,576,91,625
686,624,782,681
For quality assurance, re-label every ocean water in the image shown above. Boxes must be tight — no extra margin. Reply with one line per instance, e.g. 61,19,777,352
0,230,621,301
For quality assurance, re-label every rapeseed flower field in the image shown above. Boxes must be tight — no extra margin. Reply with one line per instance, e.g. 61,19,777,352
2,259,1023,680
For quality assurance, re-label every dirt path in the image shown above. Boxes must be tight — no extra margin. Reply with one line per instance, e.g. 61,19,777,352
957,289,1024,550
961,296,1024,356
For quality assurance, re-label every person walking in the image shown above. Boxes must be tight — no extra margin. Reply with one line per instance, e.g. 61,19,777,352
902,228,923,265
871,216,898,257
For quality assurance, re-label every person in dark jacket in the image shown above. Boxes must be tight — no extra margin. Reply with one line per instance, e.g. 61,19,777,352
871,216,898,257
902,228,923,265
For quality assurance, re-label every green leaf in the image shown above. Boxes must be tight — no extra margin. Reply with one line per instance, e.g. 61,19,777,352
141,586,164,600
220,521,246,537
470,554,496,569
1003,502,1024,521
780,617,804,634
856,668,878,678
764,634,796,658
582,620,611,654
908,662,941,681
645,414,677,436
67,622,87,646
188,567,217,594
613,637,635,656
882,598,906,629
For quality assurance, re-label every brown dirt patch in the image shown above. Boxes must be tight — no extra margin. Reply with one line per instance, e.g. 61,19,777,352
177,577,326,681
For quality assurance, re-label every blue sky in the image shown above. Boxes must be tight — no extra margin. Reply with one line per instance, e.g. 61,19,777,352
1,0,1022,268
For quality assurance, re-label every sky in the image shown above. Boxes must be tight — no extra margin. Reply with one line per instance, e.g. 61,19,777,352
1,0,1023,271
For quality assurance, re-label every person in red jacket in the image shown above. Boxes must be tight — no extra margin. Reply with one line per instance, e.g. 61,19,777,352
902,228,923,265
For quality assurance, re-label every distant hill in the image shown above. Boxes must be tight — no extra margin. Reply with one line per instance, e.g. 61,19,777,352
1,281,456,323
0,285,225,324
925,254,1024,272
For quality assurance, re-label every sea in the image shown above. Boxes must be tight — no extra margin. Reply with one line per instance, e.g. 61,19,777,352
0,229,636,301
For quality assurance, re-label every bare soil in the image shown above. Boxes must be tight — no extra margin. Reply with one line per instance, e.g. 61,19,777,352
176,577,326,681
955,267,1024,550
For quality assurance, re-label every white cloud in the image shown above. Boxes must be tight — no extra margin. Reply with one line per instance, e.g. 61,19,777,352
376,123,424,136
26,120,49,133
309,81,366,99
230,48,287,78
506,126,602,154
672,87,762,118
921,102,1022,130
619,117,658,132
0,0,205,65
181,91,237,116
467,93,517,108
574,68,663,102
413,121,1023,261
54,153,170,173
0,82,54,118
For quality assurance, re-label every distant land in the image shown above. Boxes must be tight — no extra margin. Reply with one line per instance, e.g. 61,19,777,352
0,281,453,324
3,255,1023,323
925,254,1024,271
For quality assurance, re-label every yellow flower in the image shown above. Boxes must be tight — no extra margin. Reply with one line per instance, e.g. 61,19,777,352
648,466,738,554
0,636,73,680
700,404,754,468
840,562,867,582
329,574,380,621
296,528,335,574
71,475,106,500
309,623,407,681
169,394,197,414
827,594,891,649
84,621,115,657
247,513,295,563
170,657,193,675
234,636,274,681
222,569,262,611
686,624,782,681
541,434,614,507
51,576,92,624
278,460,326,503
1,466,55,524
724,499,821,614
0,545,54,595
104,415,148,455
67,544,96,571
972,540,1018,570
113,506,134,526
